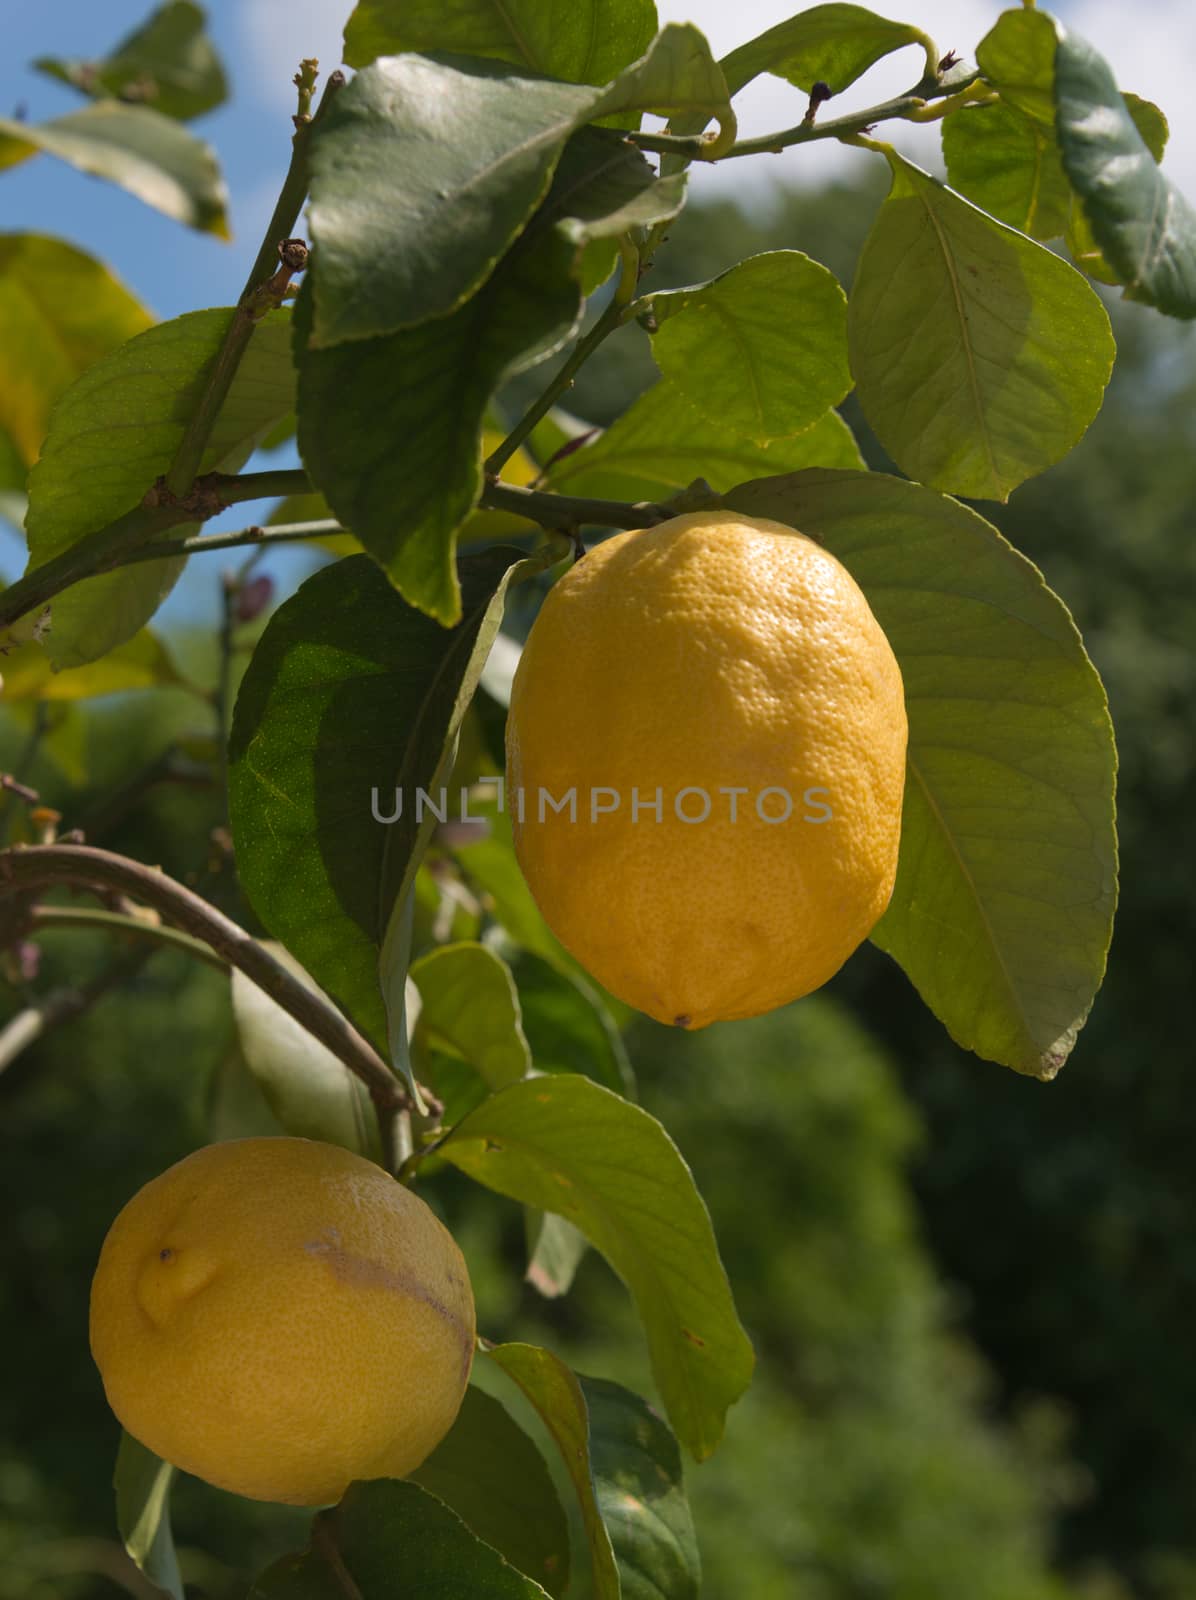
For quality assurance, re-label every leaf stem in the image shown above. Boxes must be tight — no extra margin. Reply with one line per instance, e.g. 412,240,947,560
622,71,978,163
0,843,416,1113
485,260,637,477
163,68,345,499
26,904,231,971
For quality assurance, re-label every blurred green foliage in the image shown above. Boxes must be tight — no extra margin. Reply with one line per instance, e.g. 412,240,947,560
3,175,1194,1599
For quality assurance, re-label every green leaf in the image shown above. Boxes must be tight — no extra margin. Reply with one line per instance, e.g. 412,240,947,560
525,1210,589,1298
1055,32,1196,319
942,101,1071,240
230,947,381,1159
724,468,1117,1078
647,251,851,445
410,942,532,1091
0,627,186,700
0,102,229,236
0,234,151,483
549,129,687,248
228,549,530,1053
486,1343,620,1600
974,7,1059,125
35,0,228,122
344,0,658,87
848,153,1114,501
24,308,293,665
581,1376,700,1600
248,1480,552,1598
508,947,634,1096
1064,95,1166,285
719,2,934,96
549,380,863,502
306,57,594,345
114,1433,182,1600
411,1385,570,1596
295,251,575,623
308,26,725,346
443,1075,754,1457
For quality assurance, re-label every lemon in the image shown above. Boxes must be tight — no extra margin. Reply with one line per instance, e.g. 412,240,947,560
89,1137,475,1506
505,510,907,1028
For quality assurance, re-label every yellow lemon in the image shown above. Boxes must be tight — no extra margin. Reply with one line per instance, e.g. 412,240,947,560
89,1137,475,1506
506,510,907,1028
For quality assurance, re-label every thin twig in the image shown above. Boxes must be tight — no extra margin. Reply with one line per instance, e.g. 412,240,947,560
163,70,345,498
0,945,152,1076
109,521,346,567
0,844,415,1112
27,904,230,971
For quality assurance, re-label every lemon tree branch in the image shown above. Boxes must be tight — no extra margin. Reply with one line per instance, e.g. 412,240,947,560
0,843,421,1116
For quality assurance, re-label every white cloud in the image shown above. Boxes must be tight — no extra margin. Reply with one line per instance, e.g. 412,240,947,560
239,0,349,108
235,0,1196,198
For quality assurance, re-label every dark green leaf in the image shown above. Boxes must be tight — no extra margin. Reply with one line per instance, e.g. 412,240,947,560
0,234,151,484
410,942,531,1090
306,56,594,345
343,0,658,86
549,130,687,247
848,153,1114,500
1055,31,1196,318
114,1433,182,1600
942,101,1071,240
230,948,381,1159
648,251,851,444
486,1343,620,1600
248,1480,552,1598
719,2,934,96
309,26,725,345
0,103,228,235
24,307,293,665
724,469,1117,1078
549,380,862,502
228,549,531,1052
581,1376,700,1600
411,1386,570,1596
35,0,228,122
296,233,577,623
443,1076,755,1457
508,947,634,1096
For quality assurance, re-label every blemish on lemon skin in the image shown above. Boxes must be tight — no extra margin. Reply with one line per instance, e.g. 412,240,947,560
303,1230,466,1332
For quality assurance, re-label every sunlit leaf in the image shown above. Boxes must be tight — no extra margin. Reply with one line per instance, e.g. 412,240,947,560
0,234,151,485
410,942,531,1091
549,382,863,502
35,0,228,122
344,0,658,88
942,101,1071,240
24,308,293,665
648,251,851,444
848,153,1114,500
974,6,1058,125
0,627,186,701
444,1076,754,1458
0,102,229,236
725,469,1117,1078
720,2,933,96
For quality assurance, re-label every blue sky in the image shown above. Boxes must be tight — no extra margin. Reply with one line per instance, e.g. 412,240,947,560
3,0,1193,624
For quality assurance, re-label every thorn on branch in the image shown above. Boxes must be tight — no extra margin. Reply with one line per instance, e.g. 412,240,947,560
803,81,834,126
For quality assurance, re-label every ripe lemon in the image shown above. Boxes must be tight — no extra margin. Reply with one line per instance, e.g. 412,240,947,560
89,1137,475,1506
505,510,907,1028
